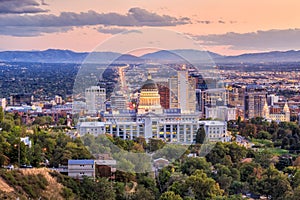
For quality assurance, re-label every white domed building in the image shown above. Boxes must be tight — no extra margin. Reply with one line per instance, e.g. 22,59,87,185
138,73,163,114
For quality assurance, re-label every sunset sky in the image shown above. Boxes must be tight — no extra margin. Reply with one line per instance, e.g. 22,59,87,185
0,0,300,55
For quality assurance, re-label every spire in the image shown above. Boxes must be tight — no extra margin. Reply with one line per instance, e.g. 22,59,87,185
147,73,152,80
283,101,290,113
263,99,269,118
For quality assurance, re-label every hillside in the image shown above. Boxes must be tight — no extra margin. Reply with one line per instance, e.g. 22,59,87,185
1,49,300,64
0,168,67,200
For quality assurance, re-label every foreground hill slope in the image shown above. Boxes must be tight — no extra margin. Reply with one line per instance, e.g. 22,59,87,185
0,168,66,200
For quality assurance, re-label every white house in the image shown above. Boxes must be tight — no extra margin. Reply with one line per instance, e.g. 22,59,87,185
68,160,95,179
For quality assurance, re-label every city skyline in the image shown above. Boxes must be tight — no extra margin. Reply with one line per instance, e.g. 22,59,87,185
0,0,300,55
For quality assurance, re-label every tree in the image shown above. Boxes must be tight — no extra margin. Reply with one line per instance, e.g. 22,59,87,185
292,170,300,188
257,131,272,140
159,191,182,200
293,156,300,167
149,139,165,152
181,157,211,176
131,186,155,200
254,150,273,168
186,170,223,199
80,177,115,200
257,165,292,199
196,127,206,144
291,185,300,200
206,142,229,165
0,106,4,123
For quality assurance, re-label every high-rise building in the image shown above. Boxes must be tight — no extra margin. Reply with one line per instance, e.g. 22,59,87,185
244,85,267,119
200,88,228,118
110,91,127,111
228,86,245,107
157,81,170,109
196,89,202,112
85,86,106,114
267,94,279,106
168,71,196,113
169,76,179,109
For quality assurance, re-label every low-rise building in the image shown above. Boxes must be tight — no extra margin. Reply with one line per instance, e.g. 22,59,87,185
68,159,116,180
78,121,105,136
68,160,95,179
205,105,236,121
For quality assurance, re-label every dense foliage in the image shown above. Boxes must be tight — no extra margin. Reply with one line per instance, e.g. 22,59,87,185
1,107,300,199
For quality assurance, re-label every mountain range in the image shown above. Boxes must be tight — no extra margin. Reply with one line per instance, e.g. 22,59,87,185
0,49,300,64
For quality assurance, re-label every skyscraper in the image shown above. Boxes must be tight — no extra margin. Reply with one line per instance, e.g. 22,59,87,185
85,86,106,114
168,71,196,113
244,85,267,119
110,91,127,111
157,81,170,109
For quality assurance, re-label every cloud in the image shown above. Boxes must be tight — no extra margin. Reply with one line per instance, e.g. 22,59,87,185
97,26,143,35
0,7,190,36
197,20,212,24
97,27,129,34
196,29,300,50
0,0,48,14
0,26,72,37
0,8,190,27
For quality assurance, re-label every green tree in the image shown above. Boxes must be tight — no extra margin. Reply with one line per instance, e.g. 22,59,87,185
82,177,115,200
149,139,165,152
159,191,182,200
257,131,272,140
257,165,292,199
181,157,211,176
131,186,155,200
0,106,4,123
196,127,206,144
186,170,223,199
253,150,273,168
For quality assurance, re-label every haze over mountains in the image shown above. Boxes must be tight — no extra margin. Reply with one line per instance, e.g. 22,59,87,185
0,49,300,64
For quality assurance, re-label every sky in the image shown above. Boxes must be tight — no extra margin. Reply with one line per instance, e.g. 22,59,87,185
0,0,300,55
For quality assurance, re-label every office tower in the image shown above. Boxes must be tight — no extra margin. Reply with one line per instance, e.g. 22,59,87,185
85,86,106,114
169,76,179,109
168,71,196,113
267,94,279,106
111,91,127,111
200,88,228,117
196,89,202,112
157,81,170,109
228,86,245,107
244,85,267,119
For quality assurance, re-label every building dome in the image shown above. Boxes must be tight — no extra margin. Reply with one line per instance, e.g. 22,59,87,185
138,73,162,114
141,74,158,90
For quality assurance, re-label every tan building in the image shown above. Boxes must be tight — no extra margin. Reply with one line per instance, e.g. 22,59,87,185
263,101,290,122
138,73,163,114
